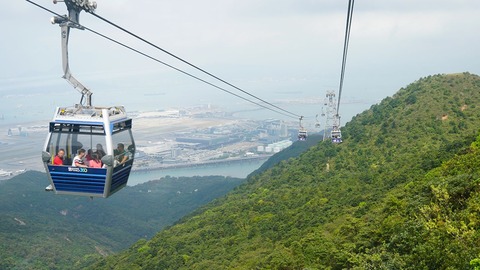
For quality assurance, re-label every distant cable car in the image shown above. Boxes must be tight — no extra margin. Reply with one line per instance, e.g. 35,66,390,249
41,0,135,198
331,113,342,144
298,128,308,141
315,114,321,128
331,128,342,144
298,116,307,141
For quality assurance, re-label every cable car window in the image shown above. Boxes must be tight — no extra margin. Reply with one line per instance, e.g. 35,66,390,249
112,128,135,167
46,123,108,166
49,123,105,135
112,119,132,134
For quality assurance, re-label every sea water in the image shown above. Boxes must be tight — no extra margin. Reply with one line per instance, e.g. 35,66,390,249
128,158,266,186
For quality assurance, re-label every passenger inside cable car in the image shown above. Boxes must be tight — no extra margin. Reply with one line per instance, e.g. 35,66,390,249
89,153,103,168
114,143,129,166
53,149,65,165
96,143,106,159
45,130,135,169
72,149,88,167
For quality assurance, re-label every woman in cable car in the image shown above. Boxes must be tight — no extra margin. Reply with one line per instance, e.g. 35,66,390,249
42,105,135,198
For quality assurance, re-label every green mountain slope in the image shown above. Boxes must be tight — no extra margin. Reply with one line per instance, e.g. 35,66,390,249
0,171,244,269
86,73,480,269
249,133,324,178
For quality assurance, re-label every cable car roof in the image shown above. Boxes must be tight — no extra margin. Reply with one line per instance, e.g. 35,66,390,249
52,105,129,124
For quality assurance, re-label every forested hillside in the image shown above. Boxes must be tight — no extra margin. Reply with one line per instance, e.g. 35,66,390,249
249,133,324,177
87,73,480,269
0,172,244,269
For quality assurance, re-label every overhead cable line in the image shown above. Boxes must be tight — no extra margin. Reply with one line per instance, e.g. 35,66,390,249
336,0,354,115
87,11,301,119
85,29,298,119
25,0,300,119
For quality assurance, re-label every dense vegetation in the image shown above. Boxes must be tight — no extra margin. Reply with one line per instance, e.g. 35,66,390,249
249,133,324,177
0,172,244,269
86,73,480,269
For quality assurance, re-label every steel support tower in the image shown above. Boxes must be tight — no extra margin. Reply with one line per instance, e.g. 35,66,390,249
322,91,339,141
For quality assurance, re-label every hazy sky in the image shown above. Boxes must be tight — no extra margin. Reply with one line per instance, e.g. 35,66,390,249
2,0,480,123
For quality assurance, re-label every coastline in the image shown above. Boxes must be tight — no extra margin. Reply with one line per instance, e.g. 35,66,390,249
0,155,271,182
132,154,271,172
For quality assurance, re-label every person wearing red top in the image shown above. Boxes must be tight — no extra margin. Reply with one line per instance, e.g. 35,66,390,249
53,149,65,165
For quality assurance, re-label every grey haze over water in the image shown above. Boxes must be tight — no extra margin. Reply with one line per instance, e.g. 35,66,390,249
2,0,479,127
0,76,374,185
0,73,374,129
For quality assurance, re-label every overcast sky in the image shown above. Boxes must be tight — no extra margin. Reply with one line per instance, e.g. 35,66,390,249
2,0,480,123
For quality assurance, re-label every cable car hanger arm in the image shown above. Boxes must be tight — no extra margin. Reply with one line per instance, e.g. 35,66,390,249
51,0,97,107
60,23,92,106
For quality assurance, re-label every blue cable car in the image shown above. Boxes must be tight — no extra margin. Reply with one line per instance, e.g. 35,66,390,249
331,128,342,144
42,106,135,198
298,128,307,141
40,1,135,197
298,116,307,141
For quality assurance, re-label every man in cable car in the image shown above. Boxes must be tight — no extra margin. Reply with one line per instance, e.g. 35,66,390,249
53,149,65,165
72,149,88,167
114,143,129,166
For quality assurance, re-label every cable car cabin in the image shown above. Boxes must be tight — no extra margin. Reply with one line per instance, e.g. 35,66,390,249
41,105,135,198
331,129,342,144
298,128,307,141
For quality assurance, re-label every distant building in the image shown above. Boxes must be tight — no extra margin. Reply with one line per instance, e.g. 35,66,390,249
258,119,289,138
256,139,292,153
7,127,28,137
175,135,231,149
171,147,181,158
